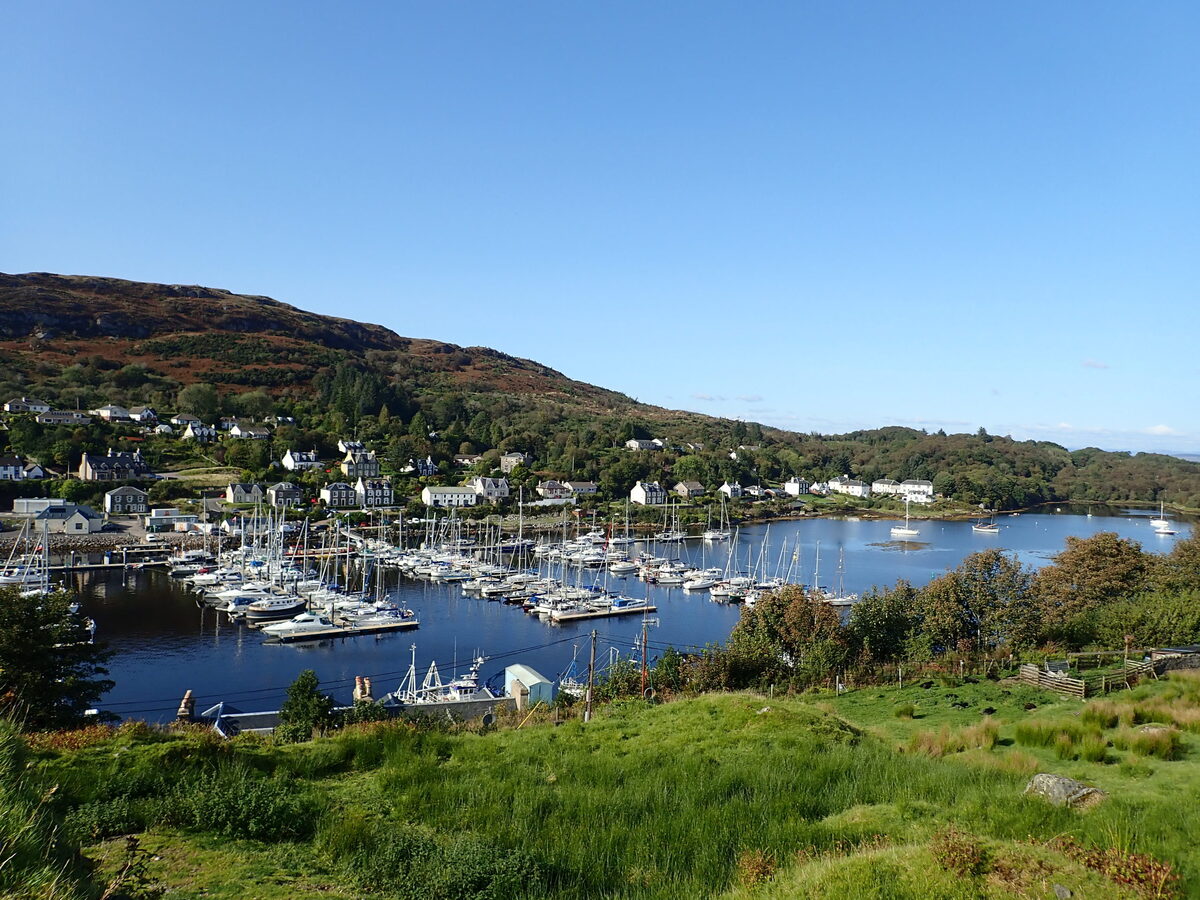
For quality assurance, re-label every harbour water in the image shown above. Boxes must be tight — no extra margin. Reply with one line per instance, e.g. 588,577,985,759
72,504,1191,721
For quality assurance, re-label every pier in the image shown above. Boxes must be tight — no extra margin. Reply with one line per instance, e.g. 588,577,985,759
549,604,657,623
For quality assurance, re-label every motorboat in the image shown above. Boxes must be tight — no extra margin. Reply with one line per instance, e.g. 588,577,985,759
243,595,308,621
260,612,336,638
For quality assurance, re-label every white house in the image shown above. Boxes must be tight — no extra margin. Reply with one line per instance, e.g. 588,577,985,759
105,486,149,515
624,439,656,451
719,482,745,499
784,477,811,497
470,476,510,502
563,481,598,495
229,425,270,440
421,486,479,508
0,455,29,480
170,413,202,426
4,397,51,414
90,404,132,422
829,475,871,499
282,448,322,471
320,482,358,508
355,477,394,507
744,485,766,498
128,406,158,423
630,481,667,505
871,479,901,496
454,454,483,468
900,479,935,504
181,423,218,444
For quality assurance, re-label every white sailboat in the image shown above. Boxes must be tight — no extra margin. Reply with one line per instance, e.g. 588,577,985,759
890,497,920,539
1150,502,1171,531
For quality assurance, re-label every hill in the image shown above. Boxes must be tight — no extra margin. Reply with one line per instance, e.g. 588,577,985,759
3,271,1200,511
0,272,646,415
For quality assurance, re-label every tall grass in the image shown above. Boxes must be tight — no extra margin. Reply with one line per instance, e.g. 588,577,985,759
0,721,91,900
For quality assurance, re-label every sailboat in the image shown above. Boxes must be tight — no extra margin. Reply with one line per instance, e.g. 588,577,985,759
1152,502,1177,535
1150,502,1171,531
702,495,732,542
971,513,999,535
890,497,920,539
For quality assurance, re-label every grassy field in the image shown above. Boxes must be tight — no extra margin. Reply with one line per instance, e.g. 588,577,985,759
16,675,1200,898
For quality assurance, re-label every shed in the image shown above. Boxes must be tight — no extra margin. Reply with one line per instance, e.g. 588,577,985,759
504,664,553,709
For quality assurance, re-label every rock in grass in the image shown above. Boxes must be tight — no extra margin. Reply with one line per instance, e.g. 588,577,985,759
1024,774,1107,809
1053,884,1073,899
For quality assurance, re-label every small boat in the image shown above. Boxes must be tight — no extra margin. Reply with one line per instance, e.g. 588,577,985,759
243,595,308,621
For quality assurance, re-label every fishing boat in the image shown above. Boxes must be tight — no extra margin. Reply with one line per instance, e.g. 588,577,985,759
890,497,920,539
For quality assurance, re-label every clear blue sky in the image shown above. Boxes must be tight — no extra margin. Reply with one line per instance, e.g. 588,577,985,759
4,3,1197,453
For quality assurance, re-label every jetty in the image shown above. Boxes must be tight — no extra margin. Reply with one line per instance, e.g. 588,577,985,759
550,604,657,623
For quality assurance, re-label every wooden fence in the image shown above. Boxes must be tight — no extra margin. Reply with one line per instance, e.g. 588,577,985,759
1019,656,1195,700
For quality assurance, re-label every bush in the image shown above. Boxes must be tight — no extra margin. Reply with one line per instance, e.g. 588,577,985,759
930,827,990,878
736,848,778,886
164,765,320,840
319,814,544,899
1112,726,1183,761
893,702,916,719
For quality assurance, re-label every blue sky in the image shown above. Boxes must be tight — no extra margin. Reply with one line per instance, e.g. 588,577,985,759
4,3,1198,453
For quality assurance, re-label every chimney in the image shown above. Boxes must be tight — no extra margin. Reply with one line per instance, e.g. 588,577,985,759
363,677,372,700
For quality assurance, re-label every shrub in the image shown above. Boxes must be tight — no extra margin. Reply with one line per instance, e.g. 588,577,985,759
893,702,916,719
1054,733,1076,760
1078,734,1110,763
164,765,320,840
930,827,990,878
1112,726,1182,761
1052,836,1180,898
736,849,778,886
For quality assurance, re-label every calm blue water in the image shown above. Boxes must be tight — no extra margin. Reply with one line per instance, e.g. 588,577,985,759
72,504,1191,721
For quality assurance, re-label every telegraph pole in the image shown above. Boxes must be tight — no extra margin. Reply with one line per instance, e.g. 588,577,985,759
641,617,649,698
585,629,597,723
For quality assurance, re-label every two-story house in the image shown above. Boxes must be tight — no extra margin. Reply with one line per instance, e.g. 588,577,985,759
499,451,529,473
673,481,706,498
420,486,478,508
470,476,510,503
320,482,358,508
355,477,394,507
226,482,264,504
282,449,322,471
79,449,153,481
104,486,149,515
267,482,303,508
341,449,381,479
630,481,667,505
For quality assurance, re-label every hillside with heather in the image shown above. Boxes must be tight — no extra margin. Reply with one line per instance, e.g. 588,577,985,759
2,271,1200,510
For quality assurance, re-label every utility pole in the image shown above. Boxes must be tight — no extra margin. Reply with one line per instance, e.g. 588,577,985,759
641,617,649,698
585,629,597,723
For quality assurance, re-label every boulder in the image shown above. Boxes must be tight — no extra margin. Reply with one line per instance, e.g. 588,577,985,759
1024,773,1107,809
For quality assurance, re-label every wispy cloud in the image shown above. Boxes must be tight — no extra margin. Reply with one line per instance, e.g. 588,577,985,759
690,392,725,402
1144,424,1179,436
1083,359,1110,370
736,394,763,403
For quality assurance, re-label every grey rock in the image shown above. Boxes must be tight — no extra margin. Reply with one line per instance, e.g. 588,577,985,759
1023,773,1107,809
1053,885,1072,899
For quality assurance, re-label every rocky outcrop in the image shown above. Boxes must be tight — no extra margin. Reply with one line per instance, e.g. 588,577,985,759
1024,773,1107,809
